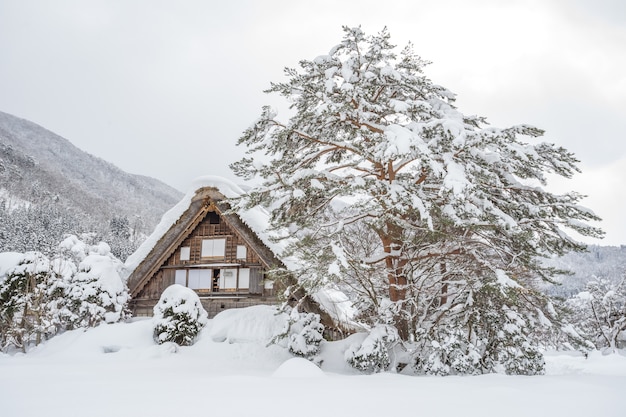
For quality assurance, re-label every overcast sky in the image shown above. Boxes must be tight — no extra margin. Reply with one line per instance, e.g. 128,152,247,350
0,0,624,245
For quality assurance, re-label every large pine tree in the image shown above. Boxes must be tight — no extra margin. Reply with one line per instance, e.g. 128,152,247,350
232,27,603,374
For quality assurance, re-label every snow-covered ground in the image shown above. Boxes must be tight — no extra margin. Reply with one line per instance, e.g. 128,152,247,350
1,306,625,417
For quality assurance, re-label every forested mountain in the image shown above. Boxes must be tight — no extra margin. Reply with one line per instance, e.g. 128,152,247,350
0,110,182,259
545,245,626,297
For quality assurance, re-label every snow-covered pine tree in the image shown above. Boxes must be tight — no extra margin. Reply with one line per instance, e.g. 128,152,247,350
0,252,62,352
231,26,602,374
286,310,325,359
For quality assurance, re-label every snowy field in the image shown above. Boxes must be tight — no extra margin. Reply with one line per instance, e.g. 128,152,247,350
1,306,625,417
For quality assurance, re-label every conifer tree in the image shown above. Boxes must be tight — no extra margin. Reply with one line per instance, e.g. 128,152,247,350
232,26,603,374
0,252,62,352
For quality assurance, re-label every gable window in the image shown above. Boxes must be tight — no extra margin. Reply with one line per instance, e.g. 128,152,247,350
236,245,247,260
208,211,220,224
180,246,190,261
201,238,226,258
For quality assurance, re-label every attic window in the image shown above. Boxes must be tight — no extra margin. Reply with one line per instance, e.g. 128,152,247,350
180,247,190,261
208,211,220,224
201,238,226,257
236,245,247,260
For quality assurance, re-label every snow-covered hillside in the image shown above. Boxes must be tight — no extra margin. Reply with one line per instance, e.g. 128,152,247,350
545,245,626,297
0,110,182,254
1,306,624,417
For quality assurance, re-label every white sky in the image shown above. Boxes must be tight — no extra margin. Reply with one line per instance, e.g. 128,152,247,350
0,0,624,245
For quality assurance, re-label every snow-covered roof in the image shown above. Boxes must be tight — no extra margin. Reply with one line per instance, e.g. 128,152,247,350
124,176,290,277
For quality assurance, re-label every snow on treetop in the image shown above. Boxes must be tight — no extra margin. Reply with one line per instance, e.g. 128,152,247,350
77,252,126,296
0,252,24,282
153,284,207,319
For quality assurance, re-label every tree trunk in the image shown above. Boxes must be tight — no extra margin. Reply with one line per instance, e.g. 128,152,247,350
439,263,448,307
382,233,410,340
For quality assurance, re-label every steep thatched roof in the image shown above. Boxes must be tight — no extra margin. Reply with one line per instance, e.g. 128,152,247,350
126,182,284,298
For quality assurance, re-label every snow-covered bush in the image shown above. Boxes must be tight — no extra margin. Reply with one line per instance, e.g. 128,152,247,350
287,311,324,358
413,326,481,376
345,325,398,373
153,284,208,346
269,307,325,360
409,281,547,376
0,235,130,352
471,284,546,375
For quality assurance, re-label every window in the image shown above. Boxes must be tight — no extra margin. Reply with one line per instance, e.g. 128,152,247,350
238,268,250,289
180,246,190,261
201,238,226,257
208,211,220,224
221,268,237,289
236,245,247,260
188,269,212,289
175,270,187,286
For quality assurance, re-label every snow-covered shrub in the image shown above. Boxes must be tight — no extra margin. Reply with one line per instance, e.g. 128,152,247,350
153,284,208,346
269,307,325,360
345,324,398,373
62,239,130,328
287,311,324,358
0,236,130,352
413,326,481,376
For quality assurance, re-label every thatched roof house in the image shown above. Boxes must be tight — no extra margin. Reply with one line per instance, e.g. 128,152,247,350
125,177,289,317
125,177,356,335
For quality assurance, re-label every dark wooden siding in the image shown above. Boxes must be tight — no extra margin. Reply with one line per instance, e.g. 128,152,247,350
132,206,278,315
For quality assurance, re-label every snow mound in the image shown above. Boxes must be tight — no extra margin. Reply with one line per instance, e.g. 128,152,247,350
207,305,288,343
272,357,326,378
544,350,626,376
25,319,155,359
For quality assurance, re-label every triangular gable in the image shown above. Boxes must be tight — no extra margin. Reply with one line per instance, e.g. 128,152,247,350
127,186,284,299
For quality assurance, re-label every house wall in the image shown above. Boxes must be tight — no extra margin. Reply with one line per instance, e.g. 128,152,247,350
131,207,278,317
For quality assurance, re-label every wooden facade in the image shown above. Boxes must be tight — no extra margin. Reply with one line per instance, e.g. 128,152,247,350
127,186,284,317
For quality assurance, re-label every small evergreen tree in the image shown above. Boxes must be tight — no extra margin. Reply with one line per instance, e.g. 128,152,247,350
286,311,324,359
0,252,61,352
153,284,208,346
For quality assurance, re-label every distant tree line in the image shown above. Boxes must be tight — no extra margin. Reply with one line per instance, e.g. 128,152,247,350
0,197,144,262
